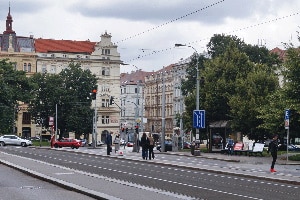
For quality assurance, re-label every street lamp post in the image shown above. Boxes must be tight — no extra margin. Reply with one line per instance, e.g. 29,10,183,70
161,67,166,152
175,44,200,142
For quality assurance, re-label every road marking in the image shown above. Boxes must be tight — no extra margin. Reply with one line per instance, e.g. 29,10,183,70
55,172,74,175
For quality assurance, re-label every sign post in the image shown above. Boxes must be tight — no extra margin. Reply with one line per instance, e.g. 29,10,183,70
193,110,205,141
285,109,290,162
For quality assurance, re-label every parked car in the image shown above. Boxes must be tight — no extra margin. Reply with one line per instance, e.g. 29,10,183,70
88,140,104,147
77,139,87,147
278,144,300,151
127,141,134,147
156,140,172,152
53,138,81,149
183,142,191,149
0,135,32,147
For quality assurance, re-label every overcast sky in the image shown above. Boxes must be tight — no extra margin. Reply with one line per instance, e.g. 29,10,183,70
1,0,299,73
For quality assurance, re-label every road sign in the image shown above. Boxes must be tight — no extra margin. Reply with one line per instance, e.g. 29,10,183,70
285,109,290,129
193,110,205,129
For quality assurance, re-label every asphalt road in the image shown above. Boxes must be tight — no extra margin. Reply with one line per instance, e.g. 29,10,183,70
0,146,299,200
0,163,96,200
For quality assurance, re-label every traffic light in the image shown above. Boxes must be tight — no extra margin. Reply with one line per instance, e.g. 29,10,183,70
91,89,97,100
109,96,114,105
125,128,128,134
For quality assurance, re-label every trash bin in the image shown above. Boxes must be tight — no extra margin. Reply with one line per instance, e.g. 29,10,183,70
191,144,195,155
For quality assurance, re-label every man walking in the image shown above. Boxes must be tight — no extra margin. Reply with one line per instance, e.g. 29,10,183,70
268,134,279,172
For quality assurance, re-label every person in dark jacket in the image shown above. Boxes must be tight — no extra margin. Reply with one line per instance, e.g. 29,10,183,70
140,133,149,160
268,134,278,172
106,132,113,155
148,133,155,160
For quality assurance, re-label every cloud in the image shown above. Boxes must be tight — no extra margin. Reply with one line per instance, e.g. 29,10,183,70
1,0,300,73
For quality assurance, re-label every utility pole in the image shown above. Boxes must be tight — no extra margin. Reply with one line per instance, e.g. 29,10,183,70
92,91,97,149
161,67,166,152
132,82,140,152
175,44,200,142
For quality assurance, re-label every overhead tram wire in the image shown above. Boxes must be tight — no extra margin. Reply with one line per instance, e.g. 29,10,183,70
115,0,226,44
125,11,300,63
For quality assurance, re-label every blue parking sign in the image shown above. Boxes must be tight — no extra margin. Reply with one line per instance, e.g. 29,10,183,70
285,109,290,120
193,110,205,129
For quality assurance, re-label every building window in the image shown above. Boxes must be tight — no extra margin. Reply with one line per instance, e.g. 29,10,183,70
27,63,31,72
42,65,47,73
22,112,31,124
101,67,110,76
101,84,110,92
101,116,110,124
102,49,110,55
101,98,110,107
23,63,27,72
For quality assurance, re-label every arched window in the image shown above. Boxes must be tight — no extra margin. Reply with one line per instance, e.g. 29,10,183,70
27,63,31,72
23,63,27,72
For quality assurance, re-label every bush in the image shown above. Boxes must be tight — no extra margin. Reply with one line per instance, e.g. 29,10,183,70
32,140,50,146
289,154,300,161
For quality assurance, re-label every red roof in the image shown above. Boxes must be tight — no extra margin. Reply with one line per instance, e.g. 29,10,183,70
34,39,96,54
270,47,286,60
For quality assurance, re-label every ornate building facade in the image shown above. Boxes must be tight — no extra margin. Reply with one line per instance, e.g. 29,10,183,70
34,32,121,142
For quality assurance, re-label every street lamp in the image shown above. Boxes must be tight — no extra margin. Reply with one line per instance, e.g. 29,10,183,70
175,44,200,142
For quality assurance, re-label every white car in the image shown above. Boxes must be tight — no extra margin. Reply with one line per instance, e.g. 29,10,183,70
0,135,32,147
88,140,104,147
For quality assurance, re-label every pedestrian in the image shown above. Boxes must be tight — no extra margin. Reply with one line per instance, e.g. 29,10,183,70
140,132,149,160
148,133,155,160
114,134,120,153
268,134,279,172
106,132,113,155
226,138,234,156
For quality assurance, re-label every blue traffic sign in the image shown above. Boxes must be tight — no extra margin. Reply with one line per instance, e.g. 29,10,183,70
193,110,205,129
285,109,290,120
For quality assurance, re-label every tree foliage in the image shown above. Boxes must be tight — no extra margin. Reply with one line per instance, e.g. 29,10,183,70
258,41,300,141
28,62,98,138
182,34,281,140
0,59,33,134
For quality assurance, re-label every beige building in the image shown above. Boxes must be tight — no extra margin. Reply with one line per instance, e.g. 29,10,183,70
144,65,174,138
34,32,122,142
0,6,37,137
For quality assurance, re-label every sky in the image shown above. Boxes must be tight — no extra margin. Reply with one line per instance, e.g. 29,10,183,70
1,0,299,73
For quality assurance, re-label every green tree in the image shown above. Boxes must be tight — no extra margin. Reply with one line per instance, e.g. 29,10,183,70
28,62,98,138
181,34,281,140
0,59,32,134
257,34,300,142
